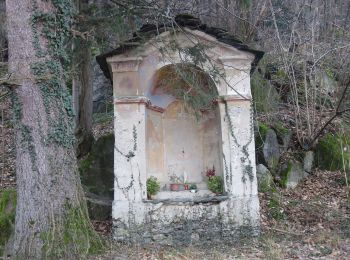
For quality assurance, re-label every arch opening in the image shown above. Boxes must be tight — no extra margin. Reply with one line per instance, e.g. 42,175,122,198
146,64,223,198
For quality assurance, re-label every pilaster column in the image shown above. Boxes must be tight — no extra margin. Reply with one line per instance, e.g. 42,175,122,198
218,95,258,198
108,57,148,226
113,96,148,203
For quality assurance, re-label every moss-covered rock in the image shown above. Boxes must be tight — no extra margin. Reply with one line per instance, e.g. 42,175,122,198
273,122,292,151
79,134,114,220
251,72,280,113
263,129,280,171
79,133,114,198
255,122,269,165
315,134,350,172
256,164,274,192
255,123,269,150
280,160,306,189
0,189,16,255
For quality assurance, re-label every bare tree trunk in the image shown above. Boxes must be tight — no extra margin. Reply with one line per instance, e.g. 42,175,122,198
73,0,94,158
73,39,94,158
6,0,102,258
0,0,6,62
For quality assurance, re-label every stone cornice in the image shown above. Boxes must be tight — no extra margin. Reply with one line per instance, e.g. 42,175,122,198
114,96,166,113
219,56,251,71
147,103,165,113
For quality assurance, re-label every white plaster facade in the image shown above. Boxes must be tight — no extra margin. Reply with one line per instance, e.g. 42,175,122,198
104,28,261,244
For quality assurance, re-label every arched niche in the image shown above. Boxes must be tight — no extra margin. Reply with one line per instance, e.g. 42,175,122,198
145,64,223,196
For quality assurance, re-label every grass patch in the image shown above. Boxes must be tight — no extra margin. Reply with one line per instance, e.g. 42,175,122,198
260,234,284,260
255,122,269,150
267,192,286,220
0,188,16,256
251,72,280,113
315,133,350,172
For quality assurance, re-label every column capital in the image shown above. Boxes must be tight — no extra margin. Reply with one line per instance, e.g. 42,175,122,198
107,57,143,72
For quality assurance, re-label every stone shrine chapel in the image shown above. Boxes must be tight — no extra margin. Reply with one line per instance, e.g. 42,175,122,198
97,15,264,244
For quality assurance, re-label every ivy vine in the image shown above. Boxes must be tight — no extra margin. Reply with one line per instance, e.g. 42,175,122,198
30,0,75,150
224,101,254,184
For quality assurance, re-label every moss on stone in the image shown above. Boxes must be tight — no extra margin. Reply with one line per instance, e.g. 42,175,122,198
79,155,93,173
79,134,114,198
280,161,292,188
272,69,289,84
255,122,269,150
251,72,279,113
273,122,289,136
0,189,16,255
315,134,350,172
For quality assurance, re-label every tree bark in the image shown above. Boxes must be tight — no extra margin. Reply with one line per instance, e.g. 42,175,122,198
6,0,101,258
73,0,94,158
73,39,94,158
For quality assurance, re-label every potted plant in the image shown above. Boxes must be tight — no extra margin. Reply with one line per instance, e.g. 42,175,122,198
207,176,223,194
169,174,185,191
189,184,197,193
205,166,223,194
146,176,160,199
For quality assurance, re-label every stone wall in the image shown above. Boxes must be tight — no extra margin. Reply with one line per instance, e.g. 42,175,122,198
113,196,260,245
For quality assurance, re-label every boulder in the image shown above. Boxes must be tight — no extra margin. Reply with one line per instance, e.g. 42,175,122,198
92,60,113,113
79,133,114,199
254,123,269,165
263,129,280,170
274,124,292,152
280,160,306,189
86,192,112,221
315,134,350,172
256,164,274,192
79,134,114,219
303,151,314,173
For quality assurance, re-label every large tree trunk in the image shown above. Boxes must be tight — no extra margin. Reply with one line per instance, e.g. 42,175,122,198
73,0,94,158
0,0,6,62
6,0,102,258
73,39,94,158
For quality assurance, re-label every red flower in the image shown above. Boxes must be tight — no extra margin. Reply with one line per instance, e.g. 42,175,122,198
205,166,216,179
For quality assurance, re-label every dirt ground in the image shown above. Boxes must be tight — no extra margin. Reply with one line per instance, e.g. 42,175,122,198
91,170,350,260
2,101,349,259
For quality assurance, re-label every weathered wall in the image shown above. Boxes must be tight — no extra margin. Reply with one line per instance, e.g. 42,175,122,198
201,107,223,177
114,196,260,245
146,100,222,188
163,101,204,184
146,109,165,182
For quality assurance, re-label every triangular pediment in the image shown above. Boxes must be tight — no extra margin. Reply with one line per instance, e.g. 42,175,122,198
97,17,263,80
